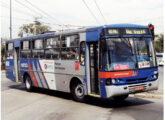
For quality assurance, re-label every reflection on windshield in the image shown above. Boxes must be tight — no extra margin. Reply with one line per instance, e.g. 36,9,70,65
134,38,156,68
104,38,156,71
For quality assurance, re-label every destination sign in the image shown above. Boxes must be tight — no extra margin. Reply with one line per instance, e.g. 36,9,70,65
107,29,119,35
104,28,150,36
125,29,147,35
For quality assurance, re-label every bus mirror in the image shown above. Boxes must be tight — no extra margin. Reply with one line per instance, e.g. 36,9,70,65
101,40,107,51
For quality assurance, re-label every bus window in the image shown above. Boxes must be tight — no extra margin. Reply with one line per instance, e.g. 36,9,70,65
45,48,60,59
32,39,44,59
46,37,60,48
61,35,79,60
45,37,60,59
20,41,31,58
6,43,14,59
80,41,85,65
34,39,43,49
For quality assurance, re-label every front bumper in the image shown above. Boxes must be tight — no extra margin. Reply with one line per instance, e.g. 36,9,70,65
105,80,159,98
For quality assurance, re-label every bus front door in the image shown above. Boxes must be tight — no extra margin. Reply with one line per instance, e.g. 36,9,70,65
87,42,99,95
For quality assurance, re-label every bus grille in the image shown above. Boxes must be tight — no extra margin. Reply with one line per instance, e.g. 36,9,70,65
126,77,147,83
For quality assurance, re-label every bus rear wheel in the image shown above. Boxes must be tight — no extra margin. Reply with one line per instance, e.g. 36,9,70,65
71,82,85,102
25,75,33,92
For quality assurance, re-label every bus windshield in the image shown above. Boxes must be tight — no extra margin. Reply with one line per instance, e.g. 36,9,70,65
104,38,156,71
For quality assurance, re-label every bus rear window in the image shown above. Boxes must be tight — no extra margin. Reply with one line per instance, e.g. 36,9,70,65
8,43,13,51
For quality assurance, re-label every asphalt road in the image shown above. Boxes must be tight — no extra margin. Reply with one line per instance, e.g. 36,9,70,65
1,67,164,120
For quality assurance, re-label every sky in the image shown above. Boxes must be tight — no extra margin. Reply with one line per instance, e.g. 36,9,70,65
0,0,164,39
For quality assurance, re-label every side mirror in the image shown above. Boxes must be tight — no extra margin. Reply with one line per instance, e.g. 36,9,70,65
101,39,107,51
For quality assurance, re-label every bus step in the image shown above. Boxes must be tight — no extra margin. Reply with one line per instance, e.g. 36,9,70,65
88,93,100,98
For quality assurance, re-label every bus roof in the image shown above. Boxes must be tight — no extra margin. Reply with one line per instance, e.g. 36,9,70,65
6,24,149,43
86,24,148,30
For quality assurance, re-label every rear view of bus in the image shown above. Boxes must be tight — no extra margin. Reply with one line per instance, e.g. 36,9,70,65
97,24,158,100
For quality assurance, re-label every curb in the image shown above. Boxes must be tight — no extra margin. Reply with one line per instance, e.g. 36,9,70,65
1,70,6,74
130,92,163,99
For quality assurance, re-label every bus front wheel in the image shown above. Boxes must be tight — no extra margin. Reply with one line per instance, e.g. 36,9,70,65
71,82,85,102
25,75,33,92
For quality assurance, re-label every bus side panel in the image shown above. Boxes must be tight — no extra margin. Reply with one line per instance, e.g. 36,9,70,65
20,59,44,88
19,59,30,83
53,60,85,93
5,59,16,82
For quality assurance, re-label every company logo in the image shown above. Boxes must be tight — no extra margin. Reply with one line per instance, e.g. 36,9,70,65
44,64,47,69
21,63,28,68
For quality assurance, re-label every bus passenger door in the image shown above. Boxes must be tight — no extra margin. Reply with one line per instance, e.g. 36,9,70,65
86,42,99,95
14,42,20,83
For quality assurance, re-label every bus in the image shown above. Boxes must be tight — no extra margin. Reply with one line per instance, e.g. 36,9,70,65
5,24,159,102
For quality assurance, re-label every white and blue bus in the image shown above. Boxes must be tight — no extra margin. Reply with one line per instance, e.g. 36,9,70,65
5,24,159,102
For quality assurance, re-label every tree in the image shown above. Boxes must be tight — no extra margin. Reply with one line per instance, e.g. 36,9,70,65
18,21,51,36
1,37,7,70
154,34,164,53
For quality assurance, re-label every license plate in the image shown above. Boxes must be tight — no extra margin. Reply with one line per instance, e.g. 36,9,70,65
135,86,144,91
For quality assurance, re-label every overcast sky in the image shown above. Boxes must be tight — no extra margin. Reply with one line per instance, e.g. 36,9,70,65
1,0,164,39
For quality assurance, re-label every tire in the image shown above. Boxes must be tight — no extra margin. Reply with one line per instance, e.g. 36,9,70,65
112,94,129,101
71,82,85,102
25,75,33,92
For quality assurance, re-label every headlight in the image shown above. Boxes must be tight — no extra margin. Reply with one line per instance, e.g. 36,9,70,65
111,79,116,84
106,78,119,85
154,71,158,74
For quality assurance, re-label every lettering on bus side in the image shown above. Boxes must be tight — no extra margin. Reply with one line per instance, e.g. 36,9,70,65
5,61,10,67
20,63,28,68
55,62,61,65
55,67,65,70
55,62,65,70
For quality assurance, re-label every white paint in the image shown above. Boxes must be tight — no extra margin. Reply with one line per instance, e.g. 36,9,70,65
39,60,56,90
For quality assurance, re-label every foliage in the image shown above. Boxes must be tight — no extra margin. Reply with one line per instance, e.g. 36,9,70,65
1,37,7,57
154,34,164,53
1,44,5,57
18,21,51,36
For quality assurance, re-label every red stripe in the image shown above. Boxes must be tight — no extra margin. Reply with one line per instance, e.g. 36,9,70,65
99,70,133,78
28,61,38,87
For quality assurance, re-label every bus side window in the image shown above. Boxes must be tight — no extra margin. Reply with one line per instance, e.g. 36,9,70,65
6,43,14,59
61,35,79,60
45,37,60,59
80,41,85,65
32,39,44,59
20,41,31,59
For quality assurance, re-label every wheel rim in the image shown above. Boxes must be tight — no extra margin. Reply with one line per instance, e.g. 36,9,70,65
25,77,31,89
75,84,84,98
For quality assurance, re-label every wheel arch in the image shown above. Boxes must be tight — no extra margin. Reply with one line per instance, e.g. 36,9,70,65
69,76,86,93
23,72,30,83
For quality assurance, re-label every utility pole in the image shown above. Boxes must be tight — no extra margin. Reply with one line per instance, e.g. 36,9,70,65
34,17,42,35
10,0,12,39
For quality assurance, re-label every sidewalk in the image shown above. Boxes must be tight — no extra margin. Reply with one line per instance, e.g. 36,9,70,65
130,90,163,99
1,70,6,73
